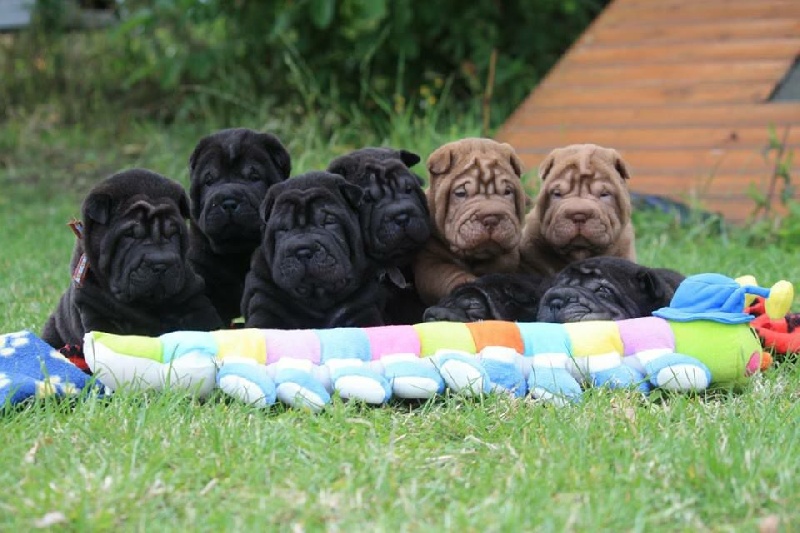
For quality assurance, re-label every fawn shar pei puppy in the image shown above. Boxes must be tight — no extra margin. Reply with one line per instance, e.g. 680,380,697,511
413,138,527,305
519,143,636,276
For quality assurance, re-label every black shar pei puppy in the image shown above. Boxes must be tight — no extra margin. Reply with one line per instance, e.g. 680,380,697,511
42,169,224,348
422,273,547,323
327,147,432,324
187,128,291,323
241,171,384,329
536,256,685,323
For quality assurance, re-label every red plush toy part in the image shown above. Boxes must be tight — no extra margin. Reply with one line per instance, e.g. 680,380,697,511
746,298,800,357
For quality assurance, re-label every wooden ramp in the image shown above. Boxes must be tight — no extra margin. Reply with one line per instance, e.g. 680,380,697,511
496,0,800,223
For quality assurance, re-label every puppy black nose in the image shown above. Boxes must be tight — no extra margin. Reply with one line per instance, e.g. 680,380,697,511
295,247,313,260
481,215,500,228
221,199,239,212
393,212,410,226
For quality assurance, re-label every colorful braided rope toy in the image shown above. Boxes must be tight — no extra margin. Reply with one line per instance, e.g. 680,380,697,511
83,273,793,410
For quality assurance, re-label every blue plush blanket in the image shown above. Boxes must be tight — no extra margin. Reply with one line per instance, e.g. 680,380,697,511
0,331,102,406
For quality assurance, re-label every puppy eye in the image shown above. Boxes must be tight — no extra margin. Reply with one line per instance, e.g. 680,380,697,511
551,190,562,199
504,185,514,197
453,187,467,198
203,171,216,186
163,220,179,238
595,286,613,297
405,183,414,194
126,223,146,239
247,169,261,181
599,191,613,199
323,215,339,227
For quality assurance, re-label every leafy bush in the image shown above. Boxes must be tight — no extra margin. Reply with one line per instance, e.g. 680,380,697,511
2,0,607,128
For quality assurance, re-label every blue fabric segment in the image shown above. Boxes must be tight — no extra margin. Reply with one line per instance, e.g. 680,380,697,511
528,366,582,402
329,365,392,403
644,353,712,389
516,322,572,357
384,360,445,395
217,362,276,405
482,358,527,397
274,368,331,405
0,330,103,406
160,331,218,363
437,352,492,395
592,364,650,393
315,328,372,363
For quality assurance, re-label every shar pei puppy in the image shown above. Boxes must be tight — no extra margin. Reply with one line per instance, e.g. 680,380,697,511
187,128,291,323
241,172,384,329
42,169,223,348
413,138,527,306
519,144,636,276
536,256,685,323
327,147,432,324
422,273,547,323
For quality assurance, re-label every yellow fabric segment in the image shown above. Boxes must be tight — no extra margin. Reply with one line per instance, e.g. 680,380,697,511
563,321,623,357
211,329,267,364
412,322,477,357
91,332,163,361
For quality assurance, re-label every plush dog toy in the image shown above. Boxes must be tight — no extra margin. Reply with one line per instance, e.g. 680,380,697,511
82,273,792,410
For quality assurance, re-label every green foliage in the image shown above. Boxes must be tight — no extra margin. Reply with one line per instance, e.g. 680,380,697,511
745,125,799,249
2,0,607,128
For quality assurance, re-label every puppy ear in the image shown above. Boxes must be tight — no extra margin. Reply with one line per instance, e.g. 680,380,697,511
637,270,668,303
538,153,556,181
326,156,349,178
611,149,631,181
399,149,421,168
339,182,364,210
189,137,212,172
177,190,192,220
427,148,453,176
501,143,524,178
259,191,277,223
84,193,112,225
260,133,292,179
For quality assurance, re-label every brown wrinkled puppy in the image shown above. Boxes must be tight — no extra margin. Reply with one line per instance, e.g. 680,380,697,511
519,144,636,276
413,138,527,305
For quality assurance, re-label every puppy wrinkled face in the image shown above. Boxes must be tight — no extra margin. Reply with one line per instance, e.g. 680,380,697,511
99,197,188,305
360,163,430,263
538,166,626,259
264,189,359,307
537,262,642,323
190,132,289,254
445,159,522,259
423,288,490,322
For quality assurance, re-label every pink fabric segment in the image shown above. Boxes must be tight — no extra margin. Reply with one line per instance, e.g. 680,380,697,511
363,325,422,360
616,317,675,356
262,329,322,364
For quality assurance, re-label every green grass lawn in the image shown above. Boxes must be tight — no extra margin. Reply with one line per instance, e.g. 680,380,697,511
1,116,799,531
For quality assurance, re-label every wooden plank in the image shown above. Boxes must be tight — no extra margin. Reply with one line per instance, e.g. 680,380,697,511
525,81,775,108
601,1,800,25
515,148,794,176
500,126,800,152
581,18,800,46
547,60,792,87
498,103,800,131
568,38,800,65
